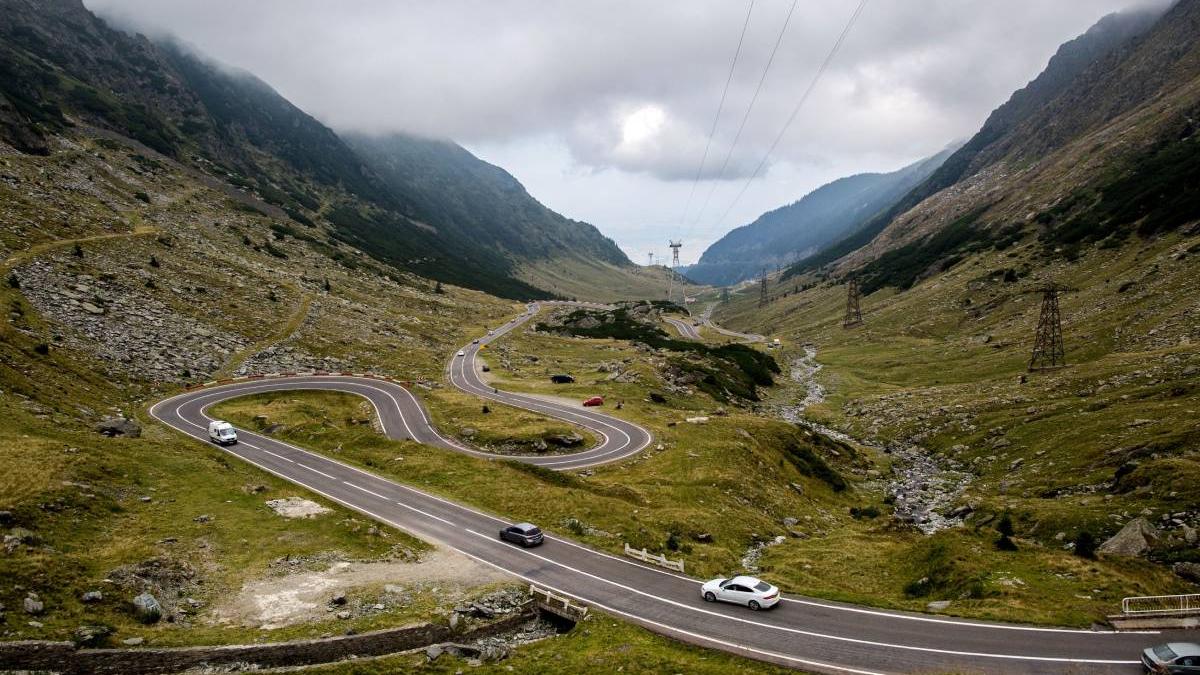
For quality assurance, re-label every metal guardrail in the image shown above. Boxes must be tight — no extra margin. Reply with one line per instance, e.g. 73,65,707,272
1121,594,1200,616
623,543,685,573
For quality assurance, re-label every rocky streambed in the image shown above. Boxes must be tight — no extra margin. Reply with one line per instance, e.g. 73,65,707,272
775,345,973,534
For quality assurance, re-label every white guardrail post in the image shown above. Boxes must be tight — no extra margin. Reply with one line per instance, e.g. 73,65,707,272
623,543,685,573
1121,593,1200,616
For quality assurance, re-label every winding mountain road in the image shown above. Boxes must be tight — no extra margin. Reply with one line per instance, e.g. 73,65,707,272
149,302,1174,674
664,316,703,340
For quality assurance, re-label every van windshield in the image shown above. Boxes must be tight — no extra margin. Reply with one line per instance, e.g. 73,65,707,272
219,428,235,437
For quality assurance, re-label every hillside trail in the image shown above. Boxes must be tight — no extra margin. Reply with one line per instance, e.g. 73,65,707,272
772,344,972,534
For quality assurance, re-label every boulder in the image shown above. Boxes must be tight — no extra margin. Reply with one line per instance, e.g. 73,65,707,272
96,416,141,438
926,600,952,612
1175,562,1200,584
1098,517,1159,557
23,595,44,615
72,624,113,647
81,591,103,603
132,593,162,624
547,432,584,448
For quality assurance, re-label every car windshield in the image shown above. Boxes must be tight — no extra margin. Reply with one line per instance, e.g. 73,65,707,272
524,527,542,536
754,581,771,592
1154,645,1178,661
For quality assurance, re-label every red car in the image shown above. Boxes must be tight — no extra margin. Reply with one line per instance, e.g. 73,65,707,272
582,396,604,407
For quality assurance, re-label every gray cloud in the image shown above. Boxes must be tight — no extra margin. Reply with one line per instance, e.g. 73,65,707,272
84,0,1165,257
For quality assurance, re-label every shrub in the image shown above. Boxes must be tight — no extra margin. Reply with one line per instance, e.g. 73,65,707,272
995,513,1018,551
148,255,159,268
7,272,19,289
903,539,986,599
1074,531,1098,560
134,191,150,203
73,243,84,257
33,343,50,355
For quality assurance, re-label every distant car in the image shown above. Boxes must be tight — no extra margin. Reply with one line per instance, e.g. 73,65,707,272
207,420,237,445
1144,643,1200,673
488,330,495,335
701,575,780,610
550,374,575,384
582,396,604,407
498,522,544,547
456,350,465,357
472,339,480,344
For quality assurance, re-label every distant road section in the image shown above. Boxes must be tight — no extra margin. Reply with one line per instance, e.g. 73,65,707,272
664,316,703,340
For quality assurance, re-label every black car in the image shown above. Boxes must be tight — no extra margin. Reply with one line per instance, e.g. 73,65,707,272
1144,643,1200,673
499,522,544,547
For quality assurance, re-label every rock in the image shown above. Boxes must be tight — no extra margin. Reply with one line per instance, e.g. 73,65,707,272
335,611,351,620
789,482,804,495
648,392,667,403
193,514,211,523
1098,517,1159,557
73,624,113,647
95,416,141,437
782,517,799,527
330,592,347,606
448,612,459,630
122,637,145,646
948,505,973,518
788,529,809,539
684,416,709,424
460,427,478,438
547,432,584,448
426,644,444,661
80,302,105,315
0,511,12,526
693,532,713,543
1174,562,1200,584
1184,524,1198,546
132,593,162,624
23,595,44,615
7,527,38,545
926,600,952,612
81,591,103,603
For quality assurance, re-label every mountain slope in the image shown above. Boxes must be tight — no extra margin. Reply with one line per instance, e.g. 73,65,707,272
787,3,1172,279
687,148,954,286
345,133,629,267
0,0,643,300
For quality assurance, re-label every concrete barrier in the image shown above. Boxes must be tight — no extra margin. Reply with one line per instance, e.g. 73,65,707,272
624,543,685,573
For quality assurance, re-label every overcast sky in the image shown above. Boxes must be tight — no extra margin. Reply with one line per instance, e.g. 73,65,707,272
86,0,1156,264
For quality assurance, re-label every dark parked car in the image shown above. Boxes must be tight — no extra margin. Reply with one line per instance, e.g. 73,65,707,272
1144,643,1200,673
550,374,575,384
499,522,544,547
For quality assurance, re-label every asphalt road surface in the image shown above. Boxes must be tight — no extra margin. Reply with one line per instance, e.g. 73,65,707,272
150,303,1176,674
664,316,703,340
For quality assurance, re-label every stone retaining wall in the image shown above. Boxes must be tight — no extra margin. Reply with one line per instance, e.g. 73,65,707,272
0,611,532,674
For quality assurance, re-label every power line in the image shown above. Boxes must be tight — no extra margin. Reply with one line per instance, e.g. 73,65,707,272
711,0,869,230
685,0,801,236
677,0,756,233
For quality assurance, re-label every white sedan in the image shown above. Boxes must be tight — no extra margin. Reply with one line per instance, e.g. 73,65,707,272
700,575,780,610
456,350,465,357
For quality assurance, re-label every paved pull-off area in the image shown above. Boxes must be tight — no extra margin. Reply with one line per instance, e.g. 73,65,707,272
150,303,1177,674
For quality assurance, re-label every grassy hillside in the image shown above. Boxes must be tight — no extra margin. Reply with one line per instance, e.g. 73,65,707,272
714,223,1199,617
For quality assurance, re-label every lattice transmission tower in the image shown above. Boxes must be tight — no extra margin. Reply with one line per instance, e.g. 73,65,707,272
843,278,863,327
1024,282,1076,370
759,269,768,307
666,240,683,305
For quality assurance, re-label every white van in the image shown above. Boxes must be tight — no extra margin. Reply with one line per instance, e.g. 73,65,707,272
208,420,238,445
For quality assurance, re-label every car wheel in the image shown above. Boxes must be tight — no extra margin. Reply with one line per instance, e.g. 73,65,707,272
748,600,761,611
703,592,716,603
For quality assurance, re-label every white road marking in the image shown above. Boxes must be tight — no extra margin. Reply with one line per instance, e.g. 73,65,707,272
343,481,389,501
296,462,336,479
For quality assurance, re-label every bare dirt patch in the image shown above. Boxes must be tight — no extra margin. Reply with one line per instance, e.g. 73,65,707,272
266,496,332,519
208,548,510,629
